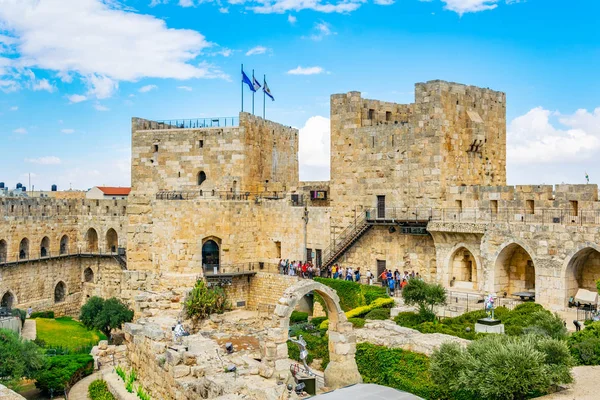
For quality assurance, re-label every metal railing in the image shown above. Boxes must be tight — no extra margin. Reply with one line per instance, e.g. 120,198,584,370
431,207,600,225
364,207,434,222
155,190,285,201
137,117,239,131
322,213,368,266
0,249,125,265
203,262,279,276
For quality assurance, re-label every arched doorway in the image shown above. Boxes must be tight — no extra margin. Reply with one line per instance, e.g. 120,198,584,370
19,238,29,260
60,235,69,255
494,243,535,296
449,247,478,290
265,280,362,390
0,239,6,263
202,239,220,273
106,229,118,253
84,267,94,283
54,281,66,303
86,228,98,252
1,291,15,308
564,247,600,306
40,236,50,257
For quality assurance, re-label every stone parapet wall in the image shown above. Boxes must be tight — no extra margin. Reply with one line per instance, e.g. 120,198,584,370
247,272,300,309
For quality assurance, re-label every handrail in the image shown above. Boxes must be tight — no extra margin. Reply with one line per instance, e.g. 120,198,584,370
0,249,125,265
136,117,239,131
155,190,285,201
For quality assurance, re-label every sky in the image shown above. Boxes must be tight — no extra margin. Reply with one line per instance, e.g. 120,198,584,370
0,0,599,190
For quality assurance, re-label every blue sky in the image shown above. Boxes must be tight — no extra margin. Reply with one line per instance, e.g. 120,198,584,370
1,0,599,190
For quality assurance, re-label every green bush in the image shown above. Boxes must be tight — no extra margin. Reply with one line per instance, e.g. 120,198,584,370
430,334,573,400
88,379,116,400
115,365,126,381
568,321,600,365
364,308,390,320
0,329,45,390
34,354,94,394
313,277,388,312
287,329,329,369
401,279,447,321
31,311,55,319
394,311,426,328
184,280,229,321
136,384,151,400
348,317,365,328
11,308,27,325
309,316,327,327
290,311,309,324
523,311,568,340
502,302,546,336
356,343,441,400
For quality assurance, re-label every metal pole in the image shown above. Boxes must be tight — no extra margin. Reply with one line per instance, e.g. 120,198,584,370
252,69,255,115
241,64,244,112
263,74,266,119
303,206,309,263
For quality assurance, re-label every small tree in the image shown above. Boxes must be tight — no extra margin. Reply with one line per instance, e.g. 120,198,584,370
0,329,45,390
401,279,446,321
184,279,229,320
79,297,134,338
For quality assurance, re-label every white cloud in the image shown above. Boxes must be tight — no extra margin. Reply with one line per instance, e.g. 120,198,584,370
208,48,233,57
179,0,194,6
94,103,109,111
13,127,27,134
374,0,394,4
219,7,229,13
32,78,56,92
67,94,88,103
25,156,62,165
287,66,325,75
249,0,364,14
61,128,75,134
440,0,499,15
288,15,297,24
309,21,334,40
0,0,226,97
299,116,330,181
507,106,600,165
139,84,158,93
246,46,268,56
10,106,18,111
177,86,192,91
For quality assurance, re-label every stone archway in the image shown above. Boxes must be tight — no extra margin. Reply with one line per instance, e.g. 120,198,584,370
106,228,118,253
1,291,15,308
264,280,362,390
448,246,479,291
494,242,536,297
563,245,600,307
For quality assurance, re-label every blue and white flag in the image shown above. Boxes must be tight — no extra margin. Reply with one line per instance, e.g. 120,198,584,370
263,80,274,101
252,76,261,91
242,70,256,92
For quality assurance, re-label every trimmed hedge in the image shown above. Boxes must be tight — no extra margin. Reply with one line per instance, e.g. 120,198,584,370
313,277,388,312
356,343,441,400
88,379,116,400
290,311,309,324
31,311,55,319
34,354,94,393
320,297,394,329
287,329,329,369
568,321,600,365
348,318,365,328
364,308,391,320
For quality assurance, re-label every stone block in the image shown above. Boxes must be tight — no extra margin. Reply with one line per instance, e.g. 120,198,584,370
172,365,190,378
98,340,108,350
166,349,182,366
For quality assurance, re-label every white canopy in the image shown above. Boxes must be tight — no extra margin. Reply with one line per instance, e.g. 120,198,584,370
574,288,598,305
310,384,423,400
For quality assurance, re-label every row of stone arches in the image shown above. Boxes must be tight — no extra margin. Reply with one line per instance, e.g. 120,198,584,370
447,242,600,307
1,280,69,309
0,228,119,261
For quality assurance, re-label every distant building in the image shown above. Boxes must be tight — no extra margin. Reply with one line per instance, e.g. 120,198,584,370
29,190,86,199
86,186,131,200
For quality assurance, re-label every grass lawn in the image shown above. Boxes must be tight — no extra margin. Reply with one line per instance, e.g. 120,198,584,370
35,317,107,351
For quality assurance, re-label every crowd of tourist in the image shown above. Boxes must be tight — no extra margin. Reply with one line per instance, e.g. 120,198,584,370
278,259,422,295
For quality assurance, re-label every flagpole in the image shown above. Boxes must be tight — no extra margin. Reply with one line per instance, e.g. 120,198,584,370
252,69,255,115
263,74,266,119
241,64,244,113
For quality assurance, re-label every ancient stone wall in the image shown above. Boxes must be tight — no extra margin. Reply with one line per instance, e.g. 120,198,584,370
247,272,299,309
0,256,124,316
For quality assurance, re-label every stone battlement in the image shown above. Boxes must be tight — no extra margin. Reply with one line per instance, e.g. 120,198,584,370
0,197,127,219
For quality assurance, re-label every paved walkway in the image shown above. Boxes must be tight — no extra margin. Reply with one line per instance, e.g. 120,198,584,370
535,366,600,400
21,319,36,341
68,371,101,400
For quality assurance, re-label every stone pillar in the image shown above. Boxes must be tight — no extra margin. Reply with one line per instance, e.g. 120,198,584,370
324,319,362,389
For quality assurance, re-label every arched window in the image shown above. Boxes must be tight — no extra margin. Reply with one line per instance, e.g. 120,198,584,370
84,268,94,283
449,247,477,290
0,239,6,263
86,228,98,253
106,229,118,253
1,291,15,309
19,238,29,260
202,239,220,272
60,235,69,255
40,236,50,257
54,281,66,303
198,171,207,186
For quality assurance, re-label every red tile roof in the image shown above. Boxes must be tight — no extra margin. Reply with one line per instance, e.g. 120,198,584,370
96,186,131,196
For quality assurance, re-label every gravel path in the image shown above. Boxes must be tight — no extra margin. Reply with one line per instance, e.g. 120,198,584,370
21,319,36,341
535,366,600,400
68,372,101,400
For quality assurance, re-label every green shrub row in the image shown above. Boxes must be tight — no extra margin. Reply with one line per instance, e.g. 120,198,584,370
34,354,94,393
290,311,309,324
313,277,388,312
31,311,55,319
356,343,442,400
287,329,330,370
568,321,600,365
88,380,116,400
364,308,390,320
348,318,365,328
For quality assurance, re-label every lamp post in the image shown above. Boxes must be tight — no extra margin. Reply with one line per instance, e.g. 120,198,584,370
302,205,309,262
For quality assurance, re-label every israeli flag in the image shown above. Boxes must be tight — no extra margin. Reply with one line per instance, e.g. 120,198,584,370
242,70,256,92
252,76,262,91
263,80,274,101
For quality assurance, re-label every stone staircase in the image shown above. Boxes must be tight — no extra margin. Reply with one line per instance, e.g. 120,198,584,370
322,216,371,269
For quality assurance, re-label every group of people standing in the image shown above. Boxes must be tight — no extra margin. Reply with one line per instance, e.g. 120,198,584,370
329,264,361,282
379,269,421,296
279,259,320,279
